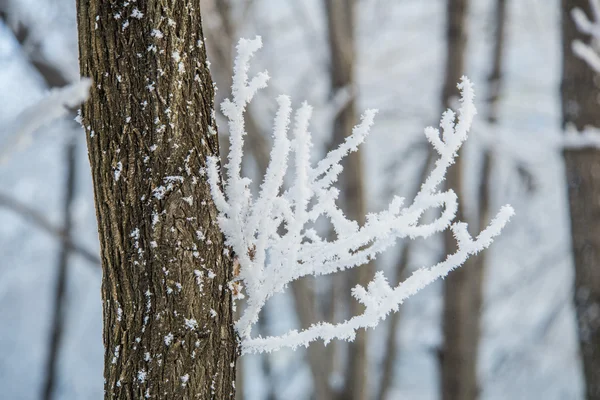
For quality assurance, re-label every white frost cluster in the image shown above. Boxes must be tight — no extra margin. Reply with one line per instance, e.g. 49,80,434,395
207,37,514,354
572,0,600,72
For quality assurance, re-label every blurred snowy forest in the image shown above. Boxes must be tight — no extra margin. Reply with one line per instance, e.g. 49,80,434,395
0,0,588,399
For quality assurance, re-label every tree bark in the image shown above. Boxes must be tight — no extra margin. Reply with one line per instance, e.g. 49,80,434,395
561,1,600,398
76,1,238,399
439,1,482,400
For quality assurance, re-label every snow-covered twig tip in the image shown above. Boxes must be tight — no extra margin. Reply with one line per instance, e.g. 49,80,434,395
208,36,514,354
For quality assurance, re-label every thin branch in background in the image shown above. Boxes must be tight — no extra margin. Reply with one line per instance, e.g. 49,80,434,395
42,135,77,400
483,296,569,387
484,248,567,311
474,0,508,329
485,0,534,198
486,0,507,125
0,192,100,266
0,8,70,88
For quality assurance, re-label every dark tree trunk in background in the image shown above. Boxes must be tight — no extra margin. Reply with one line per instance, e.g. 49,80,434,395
561,1,600,398
76,1,237,398
441,0,469,112
376,245,410,400
0,12,84,399
43,138,77,400
439,1,482,400
486,0,507,126
443,1,508,398
324,1,373,399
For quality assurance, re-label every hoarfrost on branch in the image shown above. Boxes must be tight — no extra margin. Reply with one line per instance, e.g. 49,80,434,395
207,37,514,355
0,79,91,161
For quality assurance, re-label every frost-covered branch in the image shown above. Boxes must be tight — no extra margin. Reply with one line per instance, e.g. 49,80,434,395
208,36,514,354
0,79,91,161
572,0,600,72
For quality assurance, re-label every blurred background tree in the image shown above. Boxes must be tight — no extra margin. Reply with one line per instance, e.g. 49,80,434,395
0,0,589,399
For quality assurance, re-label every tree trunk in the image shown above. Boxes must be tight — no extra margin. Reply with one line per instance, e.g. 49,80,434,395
439,1,481,400
291,277,332,400
76,1,238,399
486,0,507,126
442,1,508,398
43,137,77,400
323,1,373,399
376,244,410,400
561,1,600,398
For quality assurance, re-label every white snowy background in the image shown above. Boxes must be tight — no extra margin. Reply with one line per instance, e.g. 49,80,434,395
0,0,583,399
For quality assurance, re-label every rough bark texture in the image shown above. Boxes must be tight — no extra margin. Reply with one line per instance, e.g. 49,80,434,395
439,1,482,400
561,1,600,398
324,1,372,399
76,1,238,399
